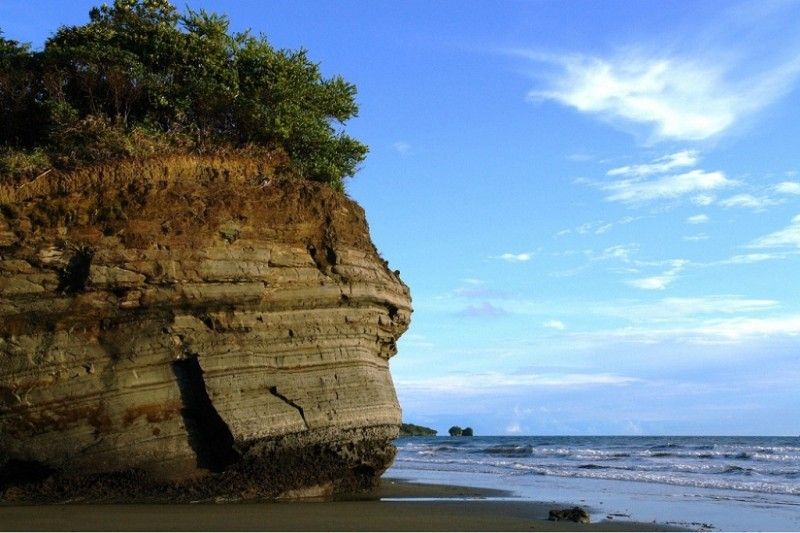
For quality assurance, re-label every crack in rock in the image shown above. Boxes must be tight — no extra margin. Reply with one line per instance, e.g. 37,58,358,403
269,386,309,430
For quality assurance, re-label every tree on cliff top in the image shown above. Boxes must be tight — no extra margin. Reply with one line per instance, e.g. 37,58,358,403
0,0,367,190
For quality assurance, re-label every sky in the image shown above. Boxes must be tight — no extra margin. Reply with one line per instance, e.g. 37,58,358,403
3,0,800,436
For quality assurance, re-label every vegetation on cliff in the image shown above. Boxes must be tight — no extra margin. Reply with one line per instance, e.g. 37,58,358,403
399,423,437,436
0,0,366,191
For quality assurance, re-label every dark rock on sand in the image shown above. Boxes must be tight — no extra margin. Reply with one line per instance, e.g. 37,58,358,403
548,507,591,523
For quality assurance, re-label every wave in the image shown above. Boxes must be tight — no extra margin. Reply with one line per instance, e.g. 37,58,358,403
480,445,534,456
397,444,799,464
722,465,755,475
649,443,682,450
394,457,800,496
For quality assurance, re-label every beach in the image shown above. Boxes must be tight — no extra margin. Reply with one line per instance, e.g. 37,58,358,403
0,478,681,532
389,436,800,531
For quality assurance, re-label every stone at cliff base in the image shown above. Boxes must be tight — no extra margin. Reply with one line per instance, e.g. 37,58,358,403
0,156,412,502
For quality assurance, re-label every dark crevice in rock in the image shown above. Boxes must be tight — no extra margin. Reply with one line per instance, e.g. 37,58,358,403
172,357,240,472
324,242,337,267
307,231,338,275
387,304,398,321
197,314,216,331
268,386,309,429
57,247,94,295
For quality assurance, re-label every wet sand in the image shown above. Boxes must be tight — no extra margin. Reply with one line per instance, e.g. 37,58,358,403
0,478,686,531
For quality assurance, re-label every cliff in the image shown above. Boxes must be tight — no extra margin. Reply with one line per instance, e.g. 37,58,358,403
0,155,411,501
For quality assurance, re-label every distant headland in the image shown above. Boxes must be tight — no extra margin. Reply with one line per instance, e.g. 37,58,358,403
398,423,437,436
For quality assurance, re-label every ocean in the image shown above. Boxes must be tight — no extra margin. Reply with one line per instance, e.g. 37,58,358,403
387,435,800,531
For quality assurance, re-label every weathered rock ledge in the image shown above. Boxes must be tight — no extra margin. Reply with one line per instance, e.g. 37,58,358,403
0,156,411,502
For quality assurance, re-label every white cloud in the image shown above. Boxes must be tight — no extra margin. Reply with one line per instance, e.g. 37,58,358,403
607,150,699,177
505,423,523,434
556,216,640,238
575,314,800,346
628,276,672,290
748,214,800,248
495,252,533,262
594,223,613,234
601,296,779,322
627,259,687,290
543,319,566,330
775,181,800,195
398,372,641,394
523,50,800,142
718,193,781,210
392,141,411,154
603,169,735,204
401,334,436,349
722,253,782,264
597,244,637,262
696,316,800,340
683,233,709,241
692,194,716,206
687,214,709,224
458,302,508,318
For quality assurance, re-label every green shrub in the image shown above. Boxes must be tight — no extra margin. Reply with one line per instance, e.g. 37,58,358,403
0,0,367,189
0,147,51,180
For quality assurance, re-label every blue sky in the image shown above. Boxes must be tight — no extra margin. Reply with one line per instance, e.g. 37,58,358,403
4,1,800,435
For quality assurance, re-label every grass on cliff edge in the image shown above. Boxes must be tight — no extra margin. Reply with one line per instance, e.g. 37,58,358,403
0,0,367,192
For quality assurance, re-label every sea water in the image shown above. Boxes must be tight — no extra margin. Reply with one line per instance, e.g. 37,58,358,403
387,436,800,531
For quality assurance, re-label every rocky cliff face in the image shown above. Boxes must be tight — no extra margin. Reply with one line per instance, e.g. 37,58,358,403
0,156,411,501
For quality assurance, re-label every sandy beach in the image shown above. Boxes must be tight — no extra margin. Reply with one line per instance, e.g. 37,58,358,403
0,478,684,532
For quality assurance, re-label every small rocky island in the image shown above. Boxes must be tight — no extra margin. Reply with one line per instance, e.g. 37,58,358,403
448,426,474,436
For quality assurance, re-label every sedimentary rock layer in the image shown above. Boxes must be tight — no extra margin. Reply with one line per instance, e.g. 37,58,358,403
0,156,411,500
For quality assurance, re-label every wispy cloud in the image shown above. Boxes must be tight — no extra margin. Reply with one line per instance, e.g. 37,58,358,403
495,252,533,262
627,259,687,290
775,181,800,195
608,150,698,177
453,286,510,299
519,49,800,142
556,216,639,237
748,214,800,248
687,214,709,224
718,193,782,210
683,233,709,242
457,302,508,318
574,314,800,346
692,194,716,206
722,253,783,264
543,319,566,330
603,169,735,204
596,244,638,262
600,295,779,322
398,372,641,394
392,141,411,154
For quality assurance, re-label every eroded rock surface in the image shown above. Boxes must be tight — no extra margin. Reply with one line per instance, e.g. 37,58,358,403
0,156,411,501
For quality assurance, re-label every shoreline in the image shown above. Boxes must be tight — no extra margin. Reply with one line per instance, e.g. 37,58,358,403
0,478,686,532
